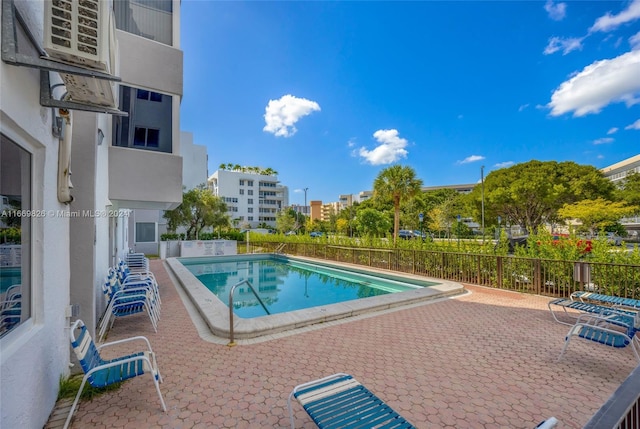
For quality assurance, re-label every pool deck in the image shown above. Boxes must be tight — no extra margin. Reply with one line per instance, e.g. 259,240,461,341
54,259,638,429
165,255,466,341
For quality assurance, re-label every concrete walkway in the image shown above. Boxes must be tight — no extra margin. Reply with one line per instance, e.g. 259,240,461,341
58,259,637,428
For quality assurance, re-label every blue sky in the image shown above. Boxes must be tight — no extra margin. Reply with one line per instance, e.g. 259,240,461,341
180,1,640,206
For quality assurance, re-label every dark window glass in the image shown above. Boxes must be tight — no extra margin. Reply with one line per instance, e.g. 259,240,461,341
135,223,156,242
133,127,147,146
147,129,159,147
137,89,150,100
150,92,162,102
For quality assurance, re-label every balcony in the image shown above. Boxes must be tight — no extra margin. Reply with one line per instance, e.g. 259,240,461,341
108,146,182,210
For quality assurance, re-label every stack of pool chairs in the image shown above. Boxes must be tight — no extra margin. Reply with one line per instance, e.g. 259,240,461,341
556,291,640,362
97,255,160,341
0,284,21,336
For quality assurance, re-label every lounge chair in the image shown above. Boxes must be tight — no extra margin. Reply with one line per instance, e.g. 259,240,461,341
64,319,166,429
122,253,152,277
535,417,558,428
558,313,640,362
548,298,637,327
288,373,415,428
571,291,640,310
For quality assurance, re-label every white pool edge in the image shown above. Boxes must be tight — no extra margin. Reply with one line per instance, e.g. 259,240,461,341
165,255,466,342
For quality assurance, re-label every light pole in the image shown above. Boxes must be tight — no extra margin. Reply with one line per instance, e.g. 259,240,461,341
303,187,309,216
481,165,485,243
419,212,424,241
457,214,461,248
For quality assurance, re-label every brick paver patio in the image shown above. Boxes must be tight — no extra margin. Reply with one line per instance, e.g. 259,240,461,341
59,259,637,428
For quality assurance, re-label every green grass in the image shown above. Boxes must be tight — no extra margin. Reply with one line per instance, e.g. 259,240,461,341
58,374,123,401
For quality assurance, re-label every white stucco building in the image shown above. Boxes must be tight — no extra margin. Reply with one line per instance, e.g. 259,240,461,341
601,154,640,233
1,0,183,427
208,168,289,228
131,131,208,254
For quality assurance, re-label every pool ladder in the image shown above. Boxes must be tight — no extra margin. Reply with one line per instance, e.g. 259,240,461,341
275,243,286,254
228,279,270,346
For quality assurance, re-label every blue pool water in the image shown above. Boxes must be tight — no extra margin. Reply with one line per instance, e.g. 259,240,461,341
0,268,21,293
180,255,436,318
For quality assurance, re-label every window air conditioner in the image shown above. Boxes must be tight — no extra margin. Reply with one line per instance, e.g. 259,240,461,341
44,0,119,108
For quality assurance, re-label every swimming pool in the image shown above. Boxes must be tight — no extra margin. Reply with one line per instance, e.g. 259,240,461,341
180,255,437,318
167,254,465,341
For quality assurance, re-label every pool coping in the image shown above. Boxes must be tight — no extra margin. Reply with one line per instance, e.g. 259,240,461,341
165,254,466,342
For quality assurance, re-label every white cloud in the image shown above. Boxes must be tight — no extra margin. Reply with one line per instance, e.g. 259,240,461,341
593,137,614,145
545,0,567,21
548,50,640,116
263,94,320,137
358,129,408,165
457,155,485,165
518,104,530,112
631,31,640,50
625,119,640,130
590,0,640,33
607,127,619,135
495,161,514,168
544,36,584,55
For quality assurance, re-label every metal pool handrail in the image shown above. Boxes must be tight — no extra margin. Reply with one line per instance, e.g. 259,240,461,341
228,279,270,346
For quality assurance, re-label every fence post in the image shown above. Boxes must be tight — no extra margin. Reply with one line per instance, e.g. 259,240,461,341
477,254,481,285
535,259,541,295
497,256,503,288
413,250,416,274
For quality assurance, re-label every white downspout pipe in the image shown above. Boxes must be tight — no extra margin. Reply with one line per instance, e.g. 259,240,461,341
57,108,74,204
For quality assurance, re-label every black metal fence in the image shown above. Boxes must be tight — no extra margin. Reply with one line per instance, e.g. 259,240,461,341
246,242,640,299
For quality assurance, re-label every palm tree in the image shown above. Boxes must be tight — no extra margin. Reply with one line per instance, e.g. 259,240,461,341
373,165,423,244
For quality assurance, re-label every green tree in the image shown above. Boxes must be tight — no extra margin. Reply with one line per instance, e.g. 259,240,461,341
335,218,349,235
163,186,230,240
615,172,640,209
426,189,466,237
558,198,636,235
276,209,297,233
373,165,423,244
468,160,614,233
356,208,392,237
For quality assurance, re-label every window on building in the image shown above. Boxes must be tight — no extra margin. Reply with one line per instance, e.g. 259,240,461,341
248,199,253,204
239,189,244,195
136,89,163,102
135,222,156,243
0,135,31,338
248,190,253,195
248,208,253,213
113,0,173,46
239,180,244,186
248,216,253,221
113,85,172,153
133,127,160,148
247,180,253,186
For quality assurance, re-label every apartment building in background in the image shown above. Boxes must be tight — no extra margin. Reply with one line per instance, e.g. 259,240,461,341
1,0,183,426
208,168,289,228
601,154,640,234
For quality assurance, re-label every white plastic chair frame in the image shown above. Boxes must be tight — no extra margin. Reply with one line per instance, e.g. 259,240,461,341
64,320,166,429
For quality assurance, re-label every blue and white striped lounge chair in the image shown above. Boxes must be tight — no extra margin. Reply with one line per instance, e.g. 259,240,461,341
571,291,640,310
288,373,415,429
64,319,166,429
548,298,637,327
558,313,640,362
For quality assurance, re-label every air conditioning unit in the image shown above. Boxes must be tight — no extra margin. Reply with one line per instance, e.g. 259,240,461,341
44,0,119,108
